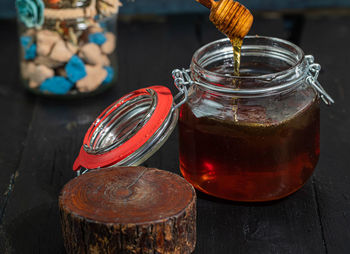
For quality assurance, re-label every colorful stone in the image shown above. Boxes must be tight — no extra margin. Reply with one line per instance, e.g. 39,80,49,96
40,76,74,94
88,32,107,45
103,66,114,84
65,55,86,83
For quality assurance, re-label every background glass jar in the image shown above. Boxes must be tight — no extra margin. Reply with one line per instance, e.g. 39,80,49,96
16,0,120,97
177,36,331,202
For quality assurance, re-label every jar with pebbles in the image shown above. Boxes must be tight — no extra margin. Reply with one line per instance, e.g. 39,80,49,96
16,0,121,97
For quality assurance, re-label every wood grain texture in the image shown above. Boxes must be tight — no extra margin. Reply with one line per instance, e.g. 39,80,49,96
209,0,253,39
300,16,350,254
0,20,36,253
196,0,215,9
59,166,196,254
0,14,348,254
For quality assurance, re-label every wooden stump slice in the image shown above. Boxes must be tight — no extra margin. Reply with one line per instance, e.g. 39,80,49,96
59,166,196,254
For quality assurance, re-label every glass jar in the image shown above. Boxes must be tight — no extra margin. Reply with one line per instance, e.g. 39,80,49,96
176,36,333,202
72,36,333,202
16,0,120,97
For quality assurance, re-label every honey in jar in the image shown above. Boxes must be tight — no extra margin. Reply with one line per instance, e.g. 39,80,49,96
177,36,325,201
179,96,320,201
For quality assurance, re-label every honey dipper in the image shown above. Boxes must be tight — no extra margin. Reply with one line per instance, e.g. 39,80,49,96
196,0,253,40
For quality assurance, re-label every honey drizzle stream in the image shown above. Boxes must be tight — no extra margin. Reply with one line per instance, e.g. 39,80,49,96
231,37,243,77
230,37,243,120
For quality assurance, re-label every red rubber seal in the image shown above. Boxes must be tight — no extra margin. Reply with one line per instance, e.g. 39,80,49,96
73,86,173,171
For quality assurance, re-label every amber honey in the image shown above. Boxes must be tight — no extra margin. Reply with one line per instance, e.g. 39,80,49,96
231,37,242,76
178,98,320,202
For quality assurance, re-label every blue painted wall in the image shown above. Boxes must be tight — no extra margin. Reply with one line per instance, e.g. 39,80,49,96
3,0,350,19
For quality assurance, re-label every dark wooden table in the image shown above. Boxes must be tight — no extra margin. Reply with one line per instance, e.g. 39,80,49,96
0,13,349,253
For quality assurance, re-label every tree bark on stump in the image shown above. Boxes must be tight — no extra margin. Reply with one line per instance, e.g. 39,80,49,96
59,166,196,254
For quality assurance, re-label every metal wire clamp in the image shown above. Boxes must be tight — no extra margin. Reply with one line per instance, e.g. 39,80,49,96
305,55,334,105
172,68,193,111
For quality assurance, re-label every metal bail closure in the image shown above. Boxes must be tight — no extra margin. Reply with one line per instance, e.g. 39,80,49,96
172,68,194,110
305,55,334,105
73,86,178,175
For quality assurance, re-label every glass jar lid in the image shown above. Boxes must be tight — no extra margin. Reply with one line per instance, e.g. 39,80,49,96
73,86,178,172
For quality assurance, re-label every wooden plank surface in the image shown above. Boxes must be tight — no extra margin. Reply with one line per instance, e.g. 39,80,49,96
0,14,348,253
0,20,36,252
300,16,350,254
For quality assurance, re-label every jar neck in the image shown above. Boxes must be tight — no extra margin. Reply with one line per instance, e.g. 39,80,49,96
190,36,308,97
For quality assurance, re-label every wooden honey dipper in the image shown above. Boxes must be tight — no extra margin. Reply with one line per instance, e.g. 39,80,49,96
197,0,253,76
196,0,253,40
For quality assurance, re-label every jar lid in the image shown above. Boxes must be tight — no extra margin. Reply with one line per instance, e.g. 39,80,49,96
73,86,178,172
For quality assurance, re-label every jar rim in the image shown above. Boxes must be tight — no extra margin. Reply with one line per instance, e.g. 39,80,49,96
190,36,307,96
192,36,305,80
